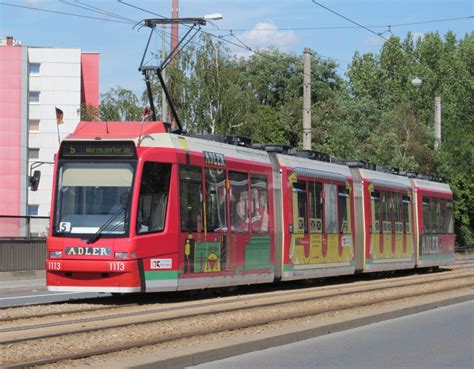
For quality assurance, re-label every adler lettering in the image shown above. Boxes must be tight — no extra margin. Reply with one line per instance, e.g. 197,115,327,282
65,247,111,256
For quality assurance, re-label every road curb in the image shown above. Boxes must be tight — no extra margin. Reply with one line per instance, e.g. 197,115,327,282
98,293,473,369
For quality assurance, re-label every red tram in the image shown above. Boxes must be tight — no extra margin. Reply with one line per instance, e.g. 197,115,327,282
46,122,455,293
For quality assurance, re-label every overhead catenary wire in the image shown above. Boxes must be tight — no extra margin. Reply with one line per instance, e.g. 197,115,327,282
60,0,138,23
2,0,465,85
0,1,134,24
311,0,389,41
310,1,469,84
116,0,337,79
210,15,473,32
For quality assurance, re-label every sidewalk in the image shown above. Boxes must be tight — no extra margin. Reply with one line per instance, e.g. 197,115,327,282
0,270,46,294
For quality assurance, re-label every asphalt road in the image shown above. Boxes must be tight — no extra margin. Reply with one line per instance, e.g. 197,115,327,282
191,300,474,369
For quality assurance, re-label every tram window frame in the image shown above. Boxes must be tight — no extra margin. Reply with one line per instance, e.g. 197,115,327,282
402,195,411,234
446,201,454,234
382,191,392,233
309,181,323,233
294,181,308,233
324,183,338,234
393,192,402,233
205,167,227,233
422,196,431,234
338,185,351,234
136,162,172,234
439,198,447,234
430,198,439,234
229,171,249,233
179,165,204,233
371,190,381,233
250,174,269,233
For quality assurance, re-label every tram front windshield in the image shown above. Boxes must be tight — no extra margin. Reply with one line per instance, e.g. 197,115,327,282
54,162,134,236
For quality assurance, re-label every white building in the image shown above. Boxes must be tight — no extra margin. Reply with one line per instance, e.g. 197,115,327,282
0,37,99,236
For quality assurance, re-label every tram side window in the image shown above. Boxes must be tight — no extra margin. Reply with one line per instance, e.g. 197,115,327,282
371,190,381,233
180,166,203,232
309,181,323,233
382,191,392,232
402,195,411,233
205,168,227,232
324,183,338,234
338,186,351,233
446,201,454,234
250,175,268,233
422,196,430,234
294,181,308,233
229,171,249,232
430,198,439,234
137,162,172,234
439,199,447,234
393,192,402,232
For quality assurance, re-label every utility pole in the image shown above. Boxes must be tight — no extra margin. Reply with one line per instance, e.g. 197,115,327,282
169,0,179,129
171,0,179,55
434,96,441,150
303,48,312,150
161,25,168,122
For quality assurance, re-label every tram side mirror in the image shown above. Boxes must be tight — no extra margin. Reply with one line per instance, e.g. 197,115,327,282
29,170,41,191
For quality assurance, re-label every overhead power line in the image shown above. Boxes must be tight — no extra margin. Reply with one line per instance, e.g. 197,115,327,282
60,0,138,23
311,0,389,41
0,1,133,24
310,1,469,84
212,16,473,32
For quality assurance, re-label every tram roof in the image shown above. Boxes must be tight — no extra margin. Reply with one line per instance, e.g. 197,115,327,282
276,154,352,181
412,178,452,194
66,121,169,141
359,167,412,190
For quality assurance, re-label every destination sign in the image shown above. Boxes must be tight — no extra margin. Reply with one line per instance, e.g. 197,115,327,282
61,141,136,158
204,151,225,166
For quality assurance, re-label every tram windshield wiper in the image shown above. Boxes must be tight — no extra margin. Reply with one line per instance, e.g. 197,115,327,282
86,207,127,244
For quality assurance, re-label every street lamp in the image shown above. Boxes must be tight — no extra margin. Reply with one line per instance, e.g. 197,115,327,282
411,77,441,150
204,13,224,21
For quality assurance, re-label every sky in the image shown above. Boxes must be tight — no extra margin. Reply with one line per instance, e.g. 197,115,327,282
1,0,472,98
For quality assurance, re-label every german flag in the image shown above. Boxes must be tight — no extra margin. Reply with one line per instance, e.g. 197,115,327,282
55,107,64,125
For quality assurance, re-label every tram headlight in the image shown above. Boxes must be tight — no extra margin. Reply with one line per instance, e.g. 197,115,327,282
49,251,62,258
115,252,128,259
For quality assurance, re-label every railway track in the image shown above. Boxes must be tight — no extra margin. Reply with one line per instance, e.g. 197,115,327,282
0,266,469,328
0,264,465,322
1,268,473,368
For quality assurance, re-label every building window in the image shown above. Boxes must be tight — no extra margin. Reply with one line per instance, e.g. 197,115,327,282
29,63,40,75
29,91,40,103
28,205,39,216
28,120,40,132
28,148,40,160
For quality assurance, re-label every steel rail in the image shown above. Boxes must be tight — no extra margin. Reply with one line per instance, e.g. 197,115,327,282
1,271,473,345
0,265,466,319
1,268,470,332
3,282,473,369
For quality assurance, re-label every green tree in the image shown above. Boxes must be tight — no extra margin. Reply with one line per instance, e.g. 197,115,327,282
346,31,474,245
79,103,99,121
99,87,142,121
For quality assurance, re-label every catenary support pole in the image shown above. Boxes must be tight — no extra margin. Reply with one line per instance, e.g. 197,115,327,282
161,25,168,122
303,48,312,150
434,96,441,150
